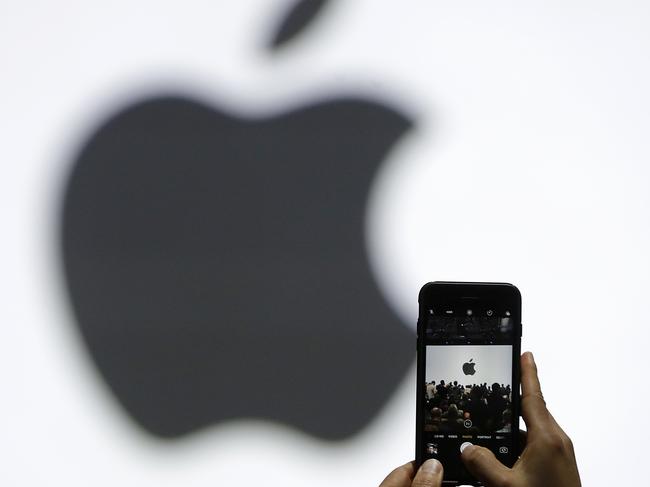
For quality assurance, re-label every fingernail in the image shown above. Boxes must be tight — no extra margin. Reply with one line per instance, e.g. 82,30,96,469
525,351,535,364
460,441,474,454
421,459,442,474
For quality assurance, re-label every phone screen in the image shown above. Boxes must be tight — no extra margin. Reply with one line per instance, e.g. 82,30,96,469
417,283,521,485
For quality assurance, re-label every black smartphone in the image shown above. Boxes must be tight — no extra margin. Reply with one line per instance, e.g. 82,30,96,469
416,282,522,485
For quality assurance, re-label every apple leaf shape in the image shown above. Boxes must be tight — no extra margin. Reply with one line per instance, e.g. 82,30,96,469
268,0,331,50
61,94,415,440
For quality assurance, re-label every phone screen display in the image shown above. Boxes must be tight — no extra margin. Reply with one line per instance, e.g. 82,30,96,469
417,285,520,485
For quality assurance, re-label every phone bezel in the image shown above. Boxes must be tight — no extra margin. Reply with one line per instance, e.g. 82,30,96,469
415,281,522,486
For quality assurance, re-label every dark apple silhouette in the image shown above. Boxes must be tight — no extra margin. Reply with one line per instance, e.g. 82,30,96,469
60,0,418,441
61,95,415,440
462,359,476,376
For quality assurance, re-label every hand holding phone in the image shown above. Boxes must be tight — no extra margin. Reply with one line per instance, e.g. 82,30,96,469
379,352,581,487
461,352,582,487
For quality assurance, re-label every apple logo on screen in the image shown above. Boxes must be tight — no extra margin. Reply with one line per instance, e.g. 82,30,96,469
462,359,476,376
60,0,415,440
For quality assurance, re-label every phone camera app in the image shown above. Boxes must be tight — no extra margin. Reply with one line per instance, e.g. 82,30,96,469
424,346,513,435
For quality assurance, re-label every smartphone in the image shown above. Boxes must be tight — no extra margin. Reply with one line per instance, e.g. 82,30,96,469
416,282,522,485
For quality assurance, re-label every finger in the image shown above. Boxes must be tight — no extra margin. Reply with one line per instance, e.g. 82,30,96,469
461,445,512,487
520,352,551,434
378,461,415,487
411,459,444,487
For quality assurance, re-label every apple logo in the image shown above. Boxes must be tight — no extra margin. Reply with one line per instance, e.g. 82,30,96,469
462,359,476,376
60,0,416,440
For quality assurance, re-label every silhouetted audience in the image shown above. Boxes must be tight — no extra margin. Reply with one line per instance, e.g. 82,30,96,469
424,380,512,433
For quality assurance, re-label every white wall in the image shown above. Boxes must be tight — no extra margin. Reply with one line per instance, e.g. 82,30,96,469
426,346,512,387
2,1,650,486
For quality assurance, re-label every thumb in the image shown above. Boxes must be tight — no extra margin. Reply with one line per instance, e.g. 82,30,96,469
461,445,512,487
412,459,443,487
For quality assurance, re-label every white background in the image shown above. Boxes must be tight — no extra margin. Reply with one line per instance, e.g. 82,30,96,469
2,0,650,485
426,346,512,387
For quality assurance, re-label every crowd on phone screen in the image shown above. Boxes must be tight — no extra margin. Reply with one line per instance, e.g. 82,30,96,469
424,380,512,433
